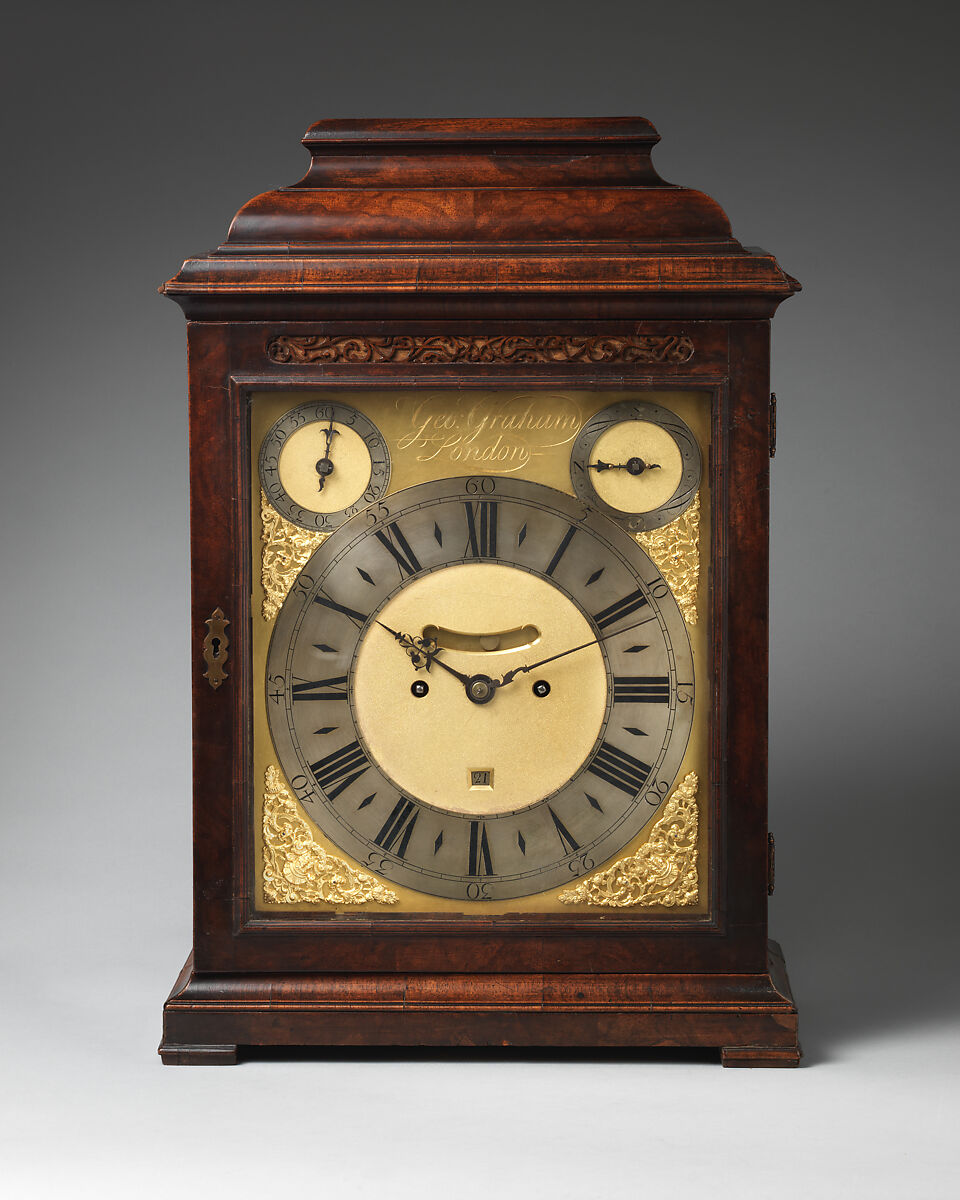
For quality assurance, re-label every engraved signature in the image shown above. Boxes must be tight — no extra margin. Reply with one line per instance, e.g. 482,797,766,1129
396,393,582,472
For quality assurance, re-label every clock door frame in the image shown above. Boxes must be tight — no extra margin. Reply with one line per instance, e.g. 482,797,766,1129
181,318,774,986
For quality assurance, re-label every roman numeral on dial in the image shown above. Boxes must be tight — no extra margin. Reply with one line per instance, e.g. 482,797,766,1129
544,525,576,576
593,588,648,631
612,676,671,704
313,592,368,627
467,821,494,876
547,805,580,854
374,522,422,578
587,741,651,795
464,501,498,558
291,676,348,701
374,798,419,858
310,740,370,799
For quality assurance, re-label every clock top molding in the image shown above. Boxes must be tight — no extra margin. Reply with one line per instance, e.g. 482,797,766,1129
162,117,799,320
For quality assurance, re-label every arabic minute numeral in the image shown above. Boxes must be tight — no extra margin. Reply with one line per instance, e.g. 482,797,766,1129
464,476,497,494
646,577,670,600
567,852,596,876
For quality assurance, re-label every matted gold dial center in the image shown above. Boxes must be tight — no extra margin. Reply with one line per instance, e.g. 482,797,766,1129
352,563,607,815
279,421,373,513
589,420,683,514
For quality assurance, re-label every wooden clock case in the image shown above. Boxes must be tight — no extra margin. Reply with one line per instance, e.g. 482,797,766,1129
159,118,801,1066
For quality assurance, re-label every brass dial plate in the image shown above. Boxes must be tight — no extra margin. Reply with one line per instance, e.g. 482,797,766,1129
353,563,608,815
265,476,694,901
570,401,701,531
258,400,391,532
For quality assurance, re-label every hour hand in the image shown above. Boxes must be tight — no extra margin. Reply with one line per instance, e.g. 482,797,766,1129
377,621,440,672
377,620,477,689
378,622,505,706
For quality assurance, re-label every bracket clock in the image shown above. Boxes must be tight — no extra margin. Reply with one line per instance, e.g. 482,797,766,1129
159,117,801,1066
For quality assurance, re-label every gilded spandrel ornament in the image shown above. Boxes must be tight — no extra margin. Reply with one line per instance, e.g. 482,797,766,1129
636,492,700,624
262,766,398,906
260,491,327,620
558,772,699,907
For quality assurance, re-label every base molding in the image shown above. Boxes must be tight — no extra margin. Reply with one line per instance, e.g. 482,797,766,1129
160,939,799,1067
721,1044,802,1068
159,1044,239,1065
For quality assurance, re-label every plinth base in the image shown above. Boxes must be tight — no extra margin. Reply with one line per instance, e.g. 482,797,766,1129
160,939,799,1067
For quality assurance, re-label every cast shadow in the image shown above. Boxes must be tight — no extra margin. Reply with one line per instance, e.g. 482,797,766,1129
769,744,960,1064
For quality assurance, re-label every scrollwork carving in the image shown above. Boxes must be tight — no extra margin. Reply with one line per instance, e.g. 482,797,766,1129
267,333,694,366
558,772,699,907
262,766,399,906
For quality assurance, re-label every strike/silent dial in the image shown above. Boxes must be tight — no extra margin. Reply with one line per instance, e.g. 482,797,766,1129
570,401,701,532
258,401,391,533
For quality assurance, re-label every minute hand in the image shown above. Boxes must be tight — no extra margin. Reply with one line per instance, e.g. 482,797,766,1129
495,614,653,689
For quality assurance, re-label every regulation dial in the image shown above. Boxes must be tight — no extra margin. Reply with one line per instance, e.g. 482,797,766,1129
258,401,390,532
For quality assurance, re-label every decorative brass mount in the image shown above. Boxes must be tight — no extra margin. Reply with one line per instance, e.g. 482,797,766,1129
558,772,699,907
262,766,399,905
260,491,327,620
636,492,700,625
202,608,229,690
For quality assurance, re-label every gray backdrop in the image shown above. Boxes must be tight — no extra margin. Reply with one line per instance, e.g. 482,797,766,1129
3,1,957,1196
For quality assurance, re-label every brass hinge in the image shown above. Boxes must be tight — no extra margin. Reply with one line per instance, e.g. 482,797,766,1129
767,832,776,895
202,607,230,690
769,392,778,458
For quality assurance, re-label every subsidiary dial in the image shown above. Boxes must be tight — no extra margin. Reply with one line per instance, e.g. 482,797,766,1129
258,401,390,532
570,401,701,532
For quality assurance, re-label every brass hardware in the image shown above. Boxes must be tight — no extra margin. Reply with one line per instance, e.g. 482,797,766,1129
636,492,701,625
266,333,695,366
559,773,699,907
260,491,327,620
769,392,777,458
202,608,229,690
251,387,712,912
262,766,399,905
768,832,776,895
